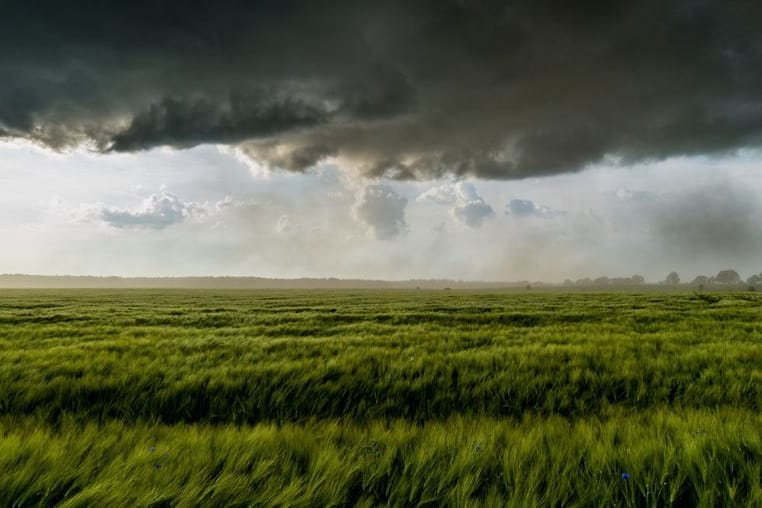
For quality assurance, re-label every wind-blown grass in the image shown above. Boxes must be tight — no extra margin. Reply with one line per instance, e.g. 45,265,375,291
2,410,761,507
0,290,760,506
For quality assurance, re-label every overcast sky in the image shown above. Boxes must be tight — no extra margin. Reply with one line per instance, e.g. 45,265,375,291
1,1,761,282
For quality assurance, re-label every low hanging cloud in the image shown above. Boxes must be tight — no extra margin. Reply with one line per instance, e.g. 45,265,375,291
353,184,407,239
506,199,565,219
81,191,202,230
1,1,762,179
236,140,338,173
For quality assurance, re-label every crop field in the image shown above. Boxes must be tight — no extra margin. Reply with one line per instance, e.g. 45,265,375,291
1,290,761,507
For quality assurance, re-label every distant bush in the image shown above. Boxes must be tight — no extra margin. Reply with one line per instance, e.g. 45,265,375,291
715,269,741,284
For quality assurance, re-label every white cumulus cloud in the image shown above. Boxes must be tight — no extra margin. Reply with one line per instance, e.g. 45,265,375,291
418,181,494,228
506,199,565,219
77,190,203,230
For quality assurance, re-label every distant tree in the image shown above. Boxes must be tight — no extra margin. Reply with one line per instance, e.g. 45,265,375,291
747,273,762,286
691,275,709,286
666,271,680,285
593,276,610,285
714,269,741,285
631,275,645,285
563,279,574,287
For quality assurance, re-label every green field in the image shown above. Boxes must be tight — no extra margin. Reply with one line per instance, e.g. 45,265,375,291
1,290,761,506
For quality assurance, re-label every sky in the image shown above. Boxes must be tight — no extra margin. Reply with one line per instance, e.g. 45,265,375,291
1,1,761,282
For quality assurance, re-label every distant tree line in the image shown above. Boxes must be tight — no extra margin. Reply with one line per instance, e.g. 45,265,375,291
663,269,762,290
562,269,762,289
563,275,645,287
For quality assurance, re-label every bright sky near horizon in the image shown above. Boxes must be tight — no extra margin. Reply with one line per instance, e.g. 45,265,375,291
2,140,760,282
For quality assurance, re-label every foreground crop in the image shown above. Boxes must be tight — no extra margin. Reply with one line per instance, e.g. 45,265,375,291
0,290,760,506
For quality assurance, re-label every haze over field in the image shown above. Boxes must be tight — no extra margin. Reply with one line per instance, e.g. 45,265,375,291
1,0,761,280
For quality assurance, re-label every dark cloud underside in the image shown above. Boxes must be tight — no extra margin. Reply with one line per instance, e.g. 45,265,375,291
1,0,761,179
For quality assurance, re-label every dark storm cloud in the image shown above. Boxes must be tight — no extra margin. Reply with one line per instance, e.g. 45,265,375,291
110,93,330,151
2,0,762,179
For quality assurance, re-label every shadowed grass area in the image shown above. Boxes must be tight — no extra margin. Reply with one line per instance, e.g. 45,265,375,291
0,290,761,506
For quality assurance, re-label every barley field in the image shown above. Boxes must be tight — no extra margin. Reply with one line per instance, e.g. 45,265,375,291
1,290,761,507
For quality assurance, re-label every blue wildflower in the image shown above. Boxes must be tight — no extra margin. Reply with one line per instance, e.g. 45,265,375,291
621,472,631,480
